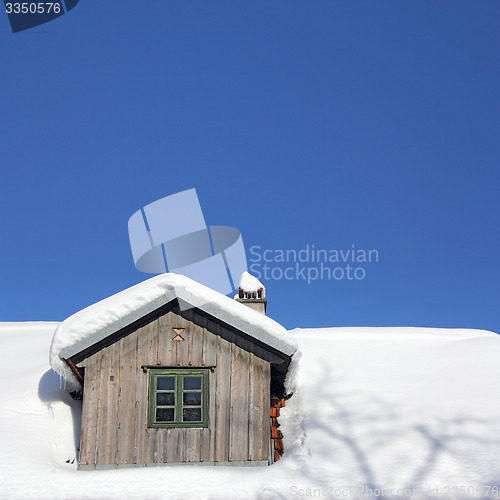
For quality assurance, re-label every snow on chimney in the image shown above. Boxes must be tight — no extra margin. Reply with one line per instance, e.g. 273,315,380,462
235,271,267,314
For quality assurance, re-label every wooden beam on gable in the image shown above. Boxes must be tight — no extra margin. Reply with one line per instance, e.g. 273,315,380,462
63,357,84,385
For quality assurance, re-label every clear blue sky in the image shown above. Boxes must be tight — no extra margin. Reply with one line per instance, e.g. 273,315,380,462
1,1,499,333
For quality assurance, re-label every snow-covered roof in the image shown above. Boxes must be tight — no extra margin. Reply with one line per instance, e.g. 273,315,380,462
50,274,297,385
5,323,500,496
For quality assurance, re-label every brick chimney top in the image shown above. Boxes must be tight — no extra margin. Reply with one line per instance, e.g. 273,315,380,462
235,272,267,314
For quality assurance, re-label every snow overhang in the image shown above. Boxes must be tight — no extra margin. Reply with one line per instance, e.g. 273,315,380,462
54,274,297,377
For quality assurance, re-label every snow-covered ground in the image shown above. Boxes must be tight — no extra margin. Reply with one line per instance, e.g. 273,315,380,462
1,322,500,499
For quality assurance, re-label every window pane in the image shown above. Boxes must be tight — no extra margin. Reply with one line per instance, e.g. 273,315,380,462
156,407,174,422
183,392,201,406
157,376,175,390
183,376,201,390
157,392,175,406
183,407,202,422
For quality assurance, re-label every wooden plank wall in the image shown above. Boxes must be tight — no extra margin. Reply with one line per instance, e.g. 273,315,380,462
77,308,271,466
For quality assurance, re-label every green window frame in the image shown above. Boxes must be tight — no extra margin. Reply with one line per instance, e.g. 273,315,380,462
148,368,209,428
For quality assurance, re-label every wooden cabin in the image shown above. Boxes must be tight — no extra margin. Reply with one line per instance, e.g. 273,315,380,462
56,275,296,469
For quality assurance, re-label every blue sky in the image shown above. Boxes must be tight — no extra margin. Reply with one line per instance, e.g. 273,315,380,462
1,1,499,333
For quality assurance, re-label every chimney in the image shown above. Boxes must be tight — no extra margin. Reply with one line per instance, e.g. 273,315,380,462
235,272,267,315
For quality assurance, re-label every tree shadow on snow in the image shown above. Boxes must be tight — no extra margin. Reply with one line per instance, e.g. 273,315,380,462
296,359,500,499
38,369,82,455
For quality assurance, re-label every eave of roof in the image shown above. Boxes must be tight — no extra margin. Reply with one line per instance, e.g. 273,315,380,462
59,283,296,361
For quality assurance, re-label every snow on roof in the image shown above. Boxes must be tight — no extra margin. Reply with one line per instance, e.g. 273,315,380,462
50,273,296,386
4,323,500,497
280,326,500,493
239,271,266,297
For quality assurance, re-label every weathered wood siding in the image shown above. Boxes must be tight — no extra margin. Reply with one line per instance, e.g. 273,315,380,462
76,308,271,466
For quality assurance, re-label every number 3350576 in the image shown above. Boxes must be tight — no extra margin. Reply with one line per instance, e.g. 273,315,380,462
5,3,62,14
